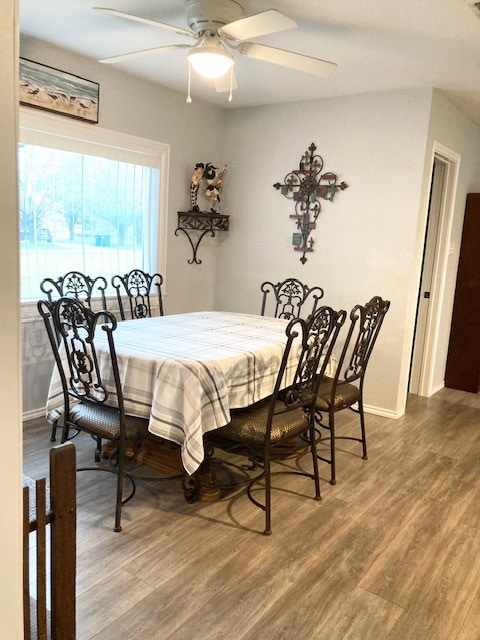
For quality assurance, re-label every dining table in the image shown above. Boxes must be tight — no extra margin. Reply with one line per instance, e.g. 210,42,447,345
46,310,336,478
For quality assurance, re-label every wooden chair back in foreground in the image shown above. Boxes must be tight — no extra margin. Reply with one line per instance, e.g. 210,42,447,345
314,295,391,485
23,442,76,640
40,270,107,310
38,296,150,532
111,269,164,320
260,277,324,320
216,305,346,535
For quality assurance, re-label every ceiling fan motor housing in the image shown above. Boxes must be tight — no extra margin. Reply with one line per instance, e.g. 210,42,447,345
185,0,243,34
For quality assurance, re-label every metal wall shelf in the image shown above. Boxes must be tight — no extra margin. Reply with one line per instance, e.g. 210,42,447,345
175,211,230,264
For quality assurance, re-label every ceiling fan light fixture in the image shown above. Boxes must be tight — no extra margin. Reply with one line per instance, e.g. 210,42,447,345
188,46,234,79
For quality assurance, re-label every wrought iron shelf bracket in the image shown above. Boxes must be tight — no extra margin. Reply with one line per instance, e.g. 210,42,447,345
175,211,230,265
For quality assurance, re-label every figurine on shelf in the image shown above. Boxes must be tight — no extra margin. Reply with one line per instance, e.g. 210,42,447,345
189,163,205,212
204,163,227,213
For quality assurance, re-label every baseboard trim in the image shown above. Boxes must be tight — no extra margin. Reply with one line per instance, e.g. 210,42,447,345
363,404,402,419
23,403,402,424
23,407,46,422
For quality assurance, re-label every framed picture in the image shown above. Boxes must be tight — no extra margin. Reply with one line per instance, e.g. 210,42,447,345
19,58,99,124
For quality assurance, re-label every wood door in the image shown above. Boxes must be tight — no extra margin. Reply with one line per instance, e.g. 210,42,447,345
445,193,480,393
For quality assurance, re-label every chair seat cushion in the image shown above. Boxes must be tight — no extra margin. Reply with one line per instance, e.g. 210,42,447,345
218,397,309,447
315,376,361,412
65,402,149,441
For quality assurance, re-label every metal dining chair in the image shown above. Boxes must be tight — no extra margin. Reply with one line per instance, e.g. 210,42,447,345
260,277,324,320
40,270,109,443
111,269,164,320
314,295,391,485
38,296,150,532
215,305,346,535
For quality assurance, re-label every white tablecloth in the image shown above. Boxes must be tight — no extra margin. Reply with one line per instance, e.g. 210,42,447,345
47,311,334,475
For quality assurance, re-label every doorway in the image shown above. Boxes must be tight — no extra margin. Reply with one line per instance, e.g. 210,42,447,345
409,143,460,396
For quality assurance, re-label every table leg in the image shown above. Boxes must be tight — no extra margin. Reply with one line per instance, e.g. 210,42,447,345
182,451,222,503
182,474,198,503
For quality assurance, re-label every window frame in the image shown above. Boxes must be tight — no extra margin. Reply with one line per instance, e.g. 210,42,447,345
18,107,169,307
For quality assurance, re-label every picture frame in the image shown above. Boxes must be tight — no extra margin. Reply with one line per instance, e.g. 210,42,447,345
19,58,99,124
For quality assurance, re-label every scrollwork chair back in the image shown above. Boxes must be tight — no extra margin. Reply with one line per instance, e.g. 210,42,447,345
111,269,164,320
40,270,107,311
260,277,324,320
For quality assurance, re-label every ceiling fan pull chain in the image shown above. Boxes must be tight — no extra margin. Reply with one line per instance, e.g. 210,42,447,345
228,66,233,103
186,61,192,103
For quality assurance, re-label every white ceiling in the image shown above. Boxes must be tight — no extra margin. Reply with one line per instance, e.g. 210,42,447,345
19,0,480,123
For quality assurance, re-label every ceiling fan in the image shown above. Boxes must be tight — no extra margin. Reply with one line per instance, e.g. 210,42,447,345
93,0,337,101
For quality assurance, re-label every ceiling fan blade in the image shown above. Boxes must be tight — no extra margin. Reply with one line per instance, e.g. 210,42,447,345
239,43,337,77
213,71,238,93
93,7,196,38
220,9,296,41
99,44,190,64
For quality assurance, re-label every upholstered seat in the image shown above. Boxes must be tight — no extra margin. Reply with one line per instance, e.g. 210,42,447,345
221,399,310,446
66,403,148,441
314,377,361,412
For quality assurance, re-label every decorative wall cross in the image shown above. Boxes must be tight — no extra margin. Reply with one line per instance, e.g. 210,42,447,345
273,142,348,263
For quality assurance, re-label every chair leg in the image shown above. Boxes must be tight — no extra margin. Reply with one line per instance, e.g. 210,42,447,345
329,410,336,485
50,422,57,442
358,398,368,460
309,424,321,501
114,442,125,533
60,419,70,444
94,437,102,463
264,446,272,536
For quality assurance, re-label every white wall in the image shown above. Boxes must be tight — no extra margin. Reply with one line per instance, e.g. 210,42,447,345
217,89,442,416
0,0,23,636
21,36,227,313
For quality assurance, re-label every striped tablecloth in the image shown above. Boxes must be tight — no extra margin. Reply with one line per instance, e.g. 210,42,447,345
47,311,334,475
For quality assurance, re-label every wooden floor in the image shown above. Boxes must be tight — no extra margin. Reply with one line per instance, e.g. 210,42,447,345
23,387,480,640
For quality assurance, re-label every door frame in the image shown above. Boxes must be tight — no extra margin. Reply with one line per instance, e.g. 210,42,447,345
410,141,461,397
409,156,447,394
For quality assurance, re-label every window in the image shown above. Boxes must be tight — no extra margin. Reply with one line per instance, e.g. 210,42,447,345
19,109,169,301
